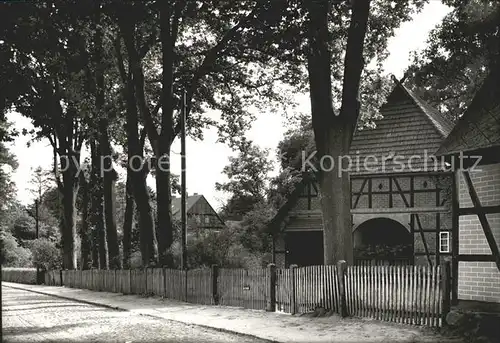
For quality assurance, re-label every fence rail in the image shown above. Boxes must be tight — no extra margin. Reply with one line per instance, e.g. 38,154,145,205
2,263,450,328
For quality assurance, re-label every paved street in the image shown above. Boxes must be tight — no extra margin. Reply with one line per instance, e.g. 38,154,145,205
1,286,265,343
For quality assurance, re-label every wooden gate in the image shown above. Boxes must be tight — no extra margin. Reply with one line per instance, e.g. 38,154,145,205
218,268,269,310
275,268,292,313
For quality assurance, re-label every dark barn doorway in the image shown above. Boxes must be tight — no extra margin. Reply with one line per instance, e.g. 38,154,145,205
353,217,412,263
285,231,323,267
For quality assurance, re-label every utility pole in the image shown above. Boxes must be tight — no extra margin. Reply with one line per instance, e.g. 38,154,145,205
180,90,187,271
35,198,40,284
35,199,39,239
33,168,43,283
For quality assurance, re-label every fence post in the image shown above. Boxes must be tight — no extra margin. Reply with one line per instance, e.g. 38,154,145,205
441,261,451,326
290,264,298,315
162,267,167,298
211,264,219,305
129,269,132,294
184,269,188,302
337,260,348,318
267,263,276,312
60,269,63,286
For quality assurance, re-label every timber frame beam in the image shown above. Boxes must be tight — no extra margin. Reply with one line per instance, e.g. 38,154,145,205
461,170,500,272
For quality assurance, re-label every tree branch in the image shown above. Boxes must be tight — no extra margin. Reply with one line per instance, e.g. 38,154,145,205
114,36,128,85
119,19,160,155
339,0,372,134
172,3,265,142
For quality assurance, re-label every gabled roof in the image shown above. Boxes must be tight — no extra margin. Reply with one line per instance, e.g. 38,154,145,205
349,79,453,173
402,85,454,138
171,194,203,217
172,194,226,228
267,172,317,233
267,81,453,231
437,67,500,156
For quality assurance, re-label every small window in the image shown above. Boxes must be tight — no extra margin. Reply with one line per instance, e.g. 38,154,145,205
204,216,210,224
439,232,450,253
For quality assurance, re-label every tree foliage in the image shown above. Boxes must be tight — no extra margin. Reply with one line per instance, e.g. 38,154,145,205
1,0,441,269
0,120,18,217
216,139,272,219
0,230,32,267
29,238,62,270
406,0,500,120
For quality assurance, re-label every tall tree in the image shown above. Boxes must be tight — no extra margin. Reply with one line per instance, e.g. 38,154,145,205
114,1,295,266
92,3,121,269
114,29,159,266
90,138,108,269
406,0,500,121
1,3,95,269
304,0,371,264
216,139,272,220
0,120,18,219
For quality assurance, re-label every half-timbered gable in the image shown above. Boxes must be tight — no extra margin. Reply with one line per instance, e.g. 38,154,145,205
270,173,323,267
437,67,500,304
270,79,454,269
172,194,226,232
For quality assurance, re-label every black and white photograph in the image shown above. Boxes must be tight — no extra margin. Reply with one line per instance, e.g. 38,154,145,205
1,0,499,342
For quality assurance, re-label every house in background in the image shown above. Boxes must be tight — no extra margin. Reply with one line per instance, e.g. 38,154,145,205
436,66,500,304
269,77,454,269
171,194,226,232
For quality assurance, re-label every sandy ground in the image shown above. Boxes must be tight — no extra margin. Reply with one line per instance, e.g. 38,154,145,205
1,286,265,343
2,282,464,343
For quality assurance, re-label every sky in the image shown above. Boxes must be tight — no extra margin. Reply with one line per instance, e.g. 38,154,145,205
5,1,452,211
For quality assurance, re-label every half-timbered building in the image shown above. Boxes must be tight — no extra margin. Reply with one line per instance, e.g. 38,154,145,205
269,78,455,271
172,194,226,232
436,67,500,304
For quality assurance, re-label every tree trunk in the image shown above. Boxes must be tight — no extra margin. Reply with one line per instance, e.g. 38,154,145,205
122,171,134,269
119,17,158,267
93,1,117,269
156,1,176,267
91,227,99,268
60,158,79,270
125,75,158,267
317,130,353,264
79,174,92,270
90,139,108,269
155,162,174,266
100,119,121,269
305,0,371,265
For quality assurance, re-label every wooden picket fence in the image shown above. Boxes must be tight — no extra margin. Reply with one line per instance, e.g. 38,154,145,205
345,265,443,327
32,262,450,329
275,263,448,328
2,268,37,284
44,270,62,286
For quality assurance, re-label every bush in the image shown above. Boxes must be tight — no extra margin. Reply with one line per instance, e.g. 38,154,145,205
29,238,61,270
170,227,270,270
0,229,32,267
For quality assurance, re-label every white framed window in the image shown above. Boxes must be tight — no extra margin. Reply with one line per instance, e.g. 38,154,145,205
439,232,450,253
204,216,210,224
